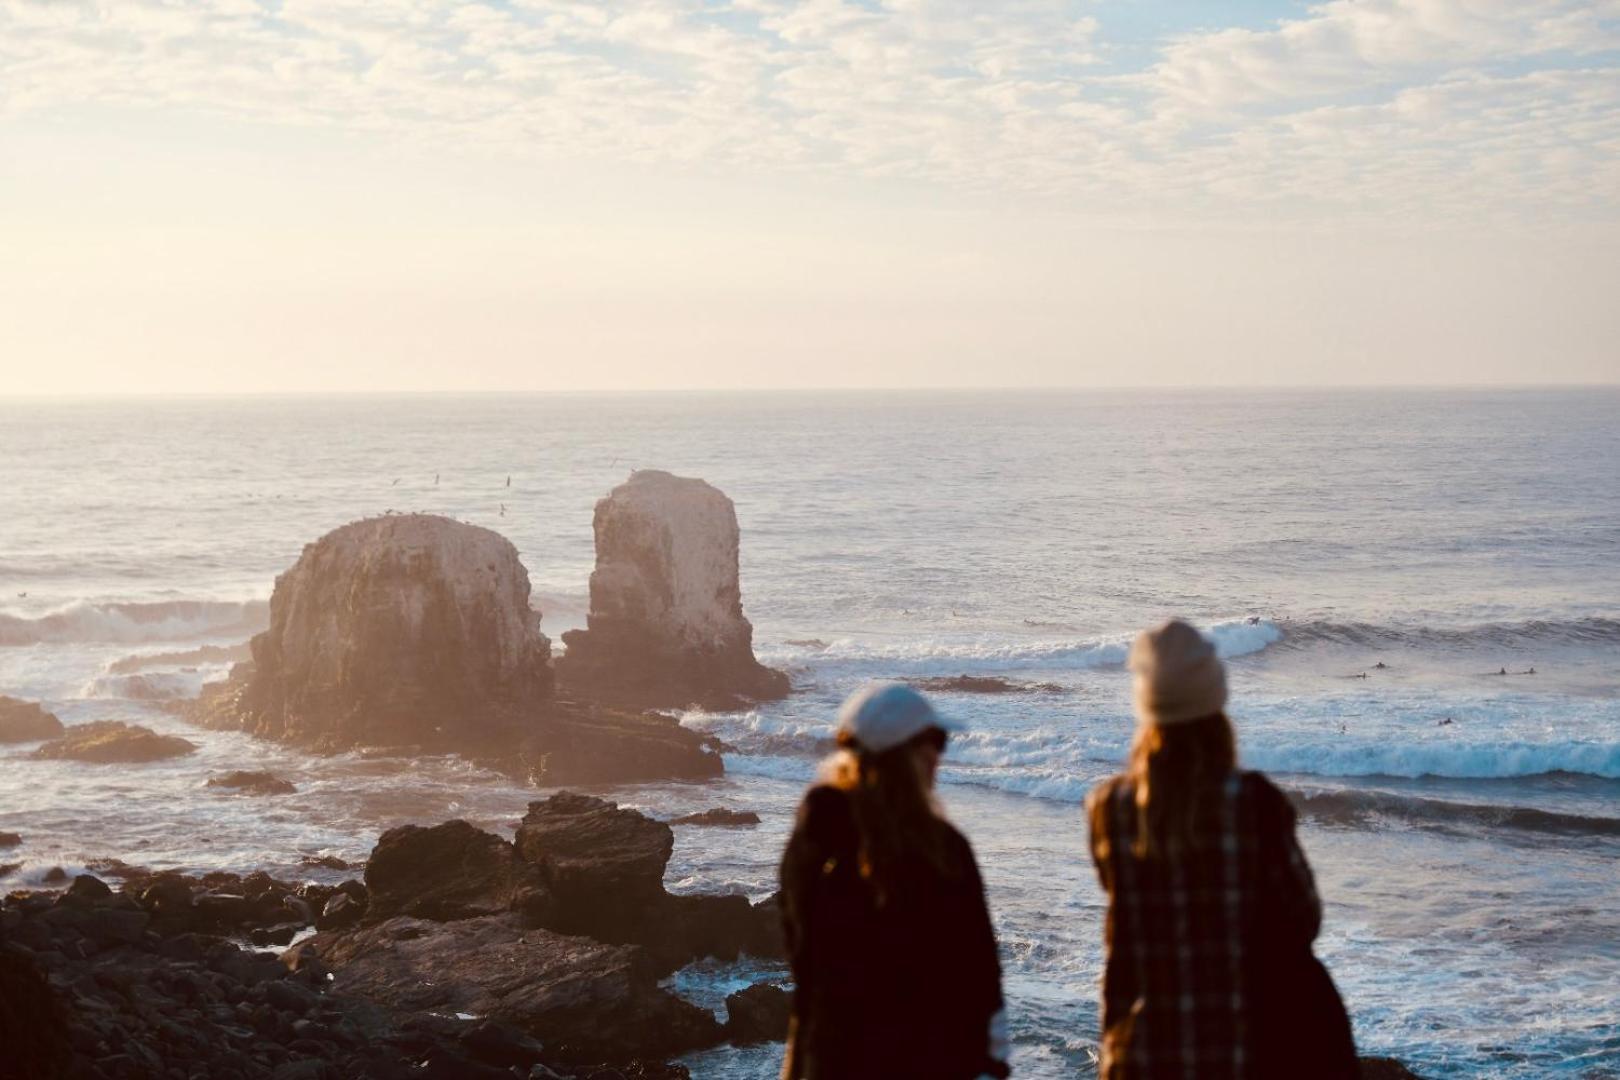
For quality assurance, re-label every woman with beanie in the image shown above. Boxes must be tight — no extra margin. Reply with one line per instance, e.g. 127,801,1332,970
1086,620,1357,1080
779,683,1011,1080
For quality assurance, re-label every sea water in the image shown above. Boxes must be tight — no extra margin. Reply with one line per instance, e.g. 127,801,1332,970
1,389,1617,1078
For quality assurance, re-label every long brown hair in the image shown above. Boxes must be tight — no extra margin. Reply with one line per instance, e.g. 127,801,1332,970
820,730,961,905
1123,711,1237,861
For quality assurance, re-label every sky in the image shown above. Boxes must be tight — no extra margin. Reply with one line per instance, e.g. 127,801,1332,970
2,0,1618,393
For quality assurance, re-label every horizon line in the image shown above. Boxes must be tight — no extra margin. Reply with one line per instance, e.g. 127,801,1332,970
4,381,1619,400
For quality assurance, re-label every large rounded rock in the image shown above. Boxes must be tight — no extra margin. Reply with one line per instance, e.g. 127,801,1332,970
365,820,550,924
515,794,672,941
558,471,788,710
220,514,551,751
0,697,64,744
32,721,195,763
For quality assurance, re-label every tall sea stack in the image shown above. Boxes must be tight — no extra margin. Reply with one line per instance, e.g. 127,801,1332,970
558,470,789,710
221,514,551,751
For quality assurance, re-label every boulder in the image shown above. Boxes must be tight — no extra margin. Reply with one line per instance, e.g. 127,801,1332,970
515,794,672,942
307,915,723,1062
724,983,791,1044
365,820,549,925
0,696,64,743
668,808,760,828
0,947,72,1079
32,721,196,763
558,471,788,710
195,514,552,752
0,833,19,850
518,702,724,786
514,794,785,968
207,770,298,795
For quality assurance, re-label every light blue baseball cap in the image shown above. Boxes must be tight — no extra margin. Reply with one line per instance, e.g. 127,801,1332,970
836,682,963,754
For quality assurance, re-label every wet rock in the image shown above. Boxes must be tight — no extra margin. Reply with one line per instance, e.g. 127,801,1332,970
62,874,112,903
907,674,1064,694
514,794,784,968
723,983,790,1044
0,947,72,1079
518,702,724,786
365,820,549,925
668,808,760,828
192,514,552,752
558,470,789,710
309,915,722,1062
0,832,19,849
515,794,672,942
0,696,64,743
32,720,196,763
300,855,354,872
318,893,364,931
42,867,67,885
1360,1058,1425,1079
208,770,298,796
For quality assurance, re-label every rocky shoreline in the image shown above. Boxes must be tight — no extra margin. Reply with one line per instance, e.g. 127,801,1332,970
0,793,789,1080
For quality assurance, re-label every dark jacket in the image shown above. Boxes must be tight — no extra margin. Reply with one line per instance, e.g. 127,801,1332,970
779,784,1008,1080
1087,770,1356,1080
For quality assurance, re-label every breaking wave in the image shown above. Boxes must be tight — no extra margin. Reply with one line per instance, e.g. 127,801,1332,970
760,618,1282,675
0,599,269,646
1242,739,1620,781
1289,787,1620,838
1277,616,1620,651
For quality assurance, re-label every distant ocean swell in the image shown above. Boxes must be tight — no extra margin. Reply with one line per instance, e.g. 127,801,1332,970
1275,616,1620,651
0,599,270,645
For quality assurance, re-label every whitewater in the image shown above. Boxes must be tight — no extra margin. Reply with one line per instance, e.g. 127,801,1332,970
2,389,1618,1077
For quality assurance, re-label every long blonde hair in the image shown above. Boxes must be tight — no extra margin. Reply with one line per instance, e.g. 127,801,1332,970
819,731,960,905
1123,711,1237,861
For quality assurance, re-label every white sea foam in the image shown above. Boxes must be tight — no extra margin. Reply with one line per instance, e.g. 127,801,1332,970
758,618,1280,675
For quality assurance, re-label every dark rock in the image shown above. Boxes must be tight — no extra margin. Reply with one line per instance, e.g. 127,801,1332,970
251,924,300,947
32,721,196,763
668,808,760,828
1360,1058,1425,1079
557,470,789,710
724,982,790,1044
365,820,548,925
318,893,363,931
63,874,112,903
907,674,1064,694
136,873,195,917
207,771,298,796
299,855,354,872
0,696,64,743
515,794,671,941
308,914,723,1062
461,1020,548,1068
0,946,72,1077
517,702,724,786
42,867,67,885
0,832,19,849
188,514,552,752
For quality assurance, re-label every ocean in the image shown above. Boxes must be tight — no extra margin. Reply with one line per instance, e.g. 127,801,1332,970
1,389,1617,1078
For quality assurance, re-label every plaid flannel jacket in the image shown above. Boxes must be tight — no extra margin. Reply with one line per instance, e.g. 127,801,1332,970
1086,770,1321,1080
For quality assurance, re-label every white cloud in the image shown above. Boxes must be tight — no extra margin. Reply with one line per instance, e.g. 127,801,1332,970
0,0,1615,220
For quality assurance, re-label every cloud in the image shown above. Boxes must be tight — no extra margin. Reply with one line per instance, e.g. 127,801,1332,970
0,0,1615,220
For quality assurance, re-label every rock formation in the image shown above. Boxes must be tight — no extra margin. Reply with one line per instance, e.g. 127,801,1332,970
0,696,64,743
724,983,792,1044
186,512,725,783
558,471,789,710
669,808,761,827
364,820,550,924
32,721,196,763
208,514,552,752
206,771,297,796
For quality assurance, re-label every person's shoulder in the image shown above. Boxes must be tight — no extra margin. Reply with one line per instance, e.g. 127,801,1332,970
795,783,856,835
1239,769,1296,824
1084,773,1132,817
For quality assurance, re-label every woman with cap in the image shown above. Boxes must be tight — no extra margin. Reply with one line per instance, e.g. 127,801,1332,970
1086,620,1357,1080
779,682,1010,1080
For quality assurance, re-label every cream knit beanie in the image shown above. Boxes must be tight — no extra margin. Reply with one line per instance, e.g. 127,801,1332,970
1128,619,1228,726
